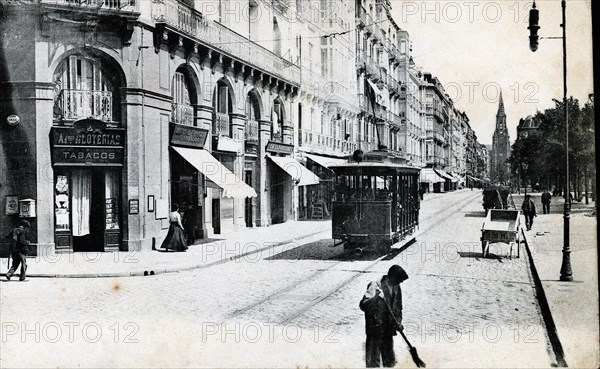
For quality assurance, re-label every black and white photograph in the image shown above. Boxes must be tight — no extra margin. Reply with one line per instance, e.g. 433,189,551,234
0,0,597,367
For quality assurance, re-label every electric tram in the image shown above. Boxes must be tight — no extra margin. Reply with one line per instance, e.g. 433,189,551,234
330,149,421,253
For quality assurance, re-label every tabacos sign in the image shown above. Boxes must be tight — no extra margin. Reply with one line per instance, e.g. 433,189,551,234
51,119,125,166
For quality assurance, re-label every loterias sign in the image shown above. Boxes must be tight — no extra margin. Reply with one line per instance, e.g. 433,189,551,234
51,119,125,166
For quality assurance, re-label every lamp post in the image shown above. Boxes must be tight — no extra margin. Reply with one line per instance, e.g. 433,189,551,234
528,0,572,282
522,162,528,196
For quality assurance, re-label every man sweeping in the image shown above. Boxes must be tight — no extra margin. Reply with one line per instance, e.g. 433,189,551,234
359,264,408,368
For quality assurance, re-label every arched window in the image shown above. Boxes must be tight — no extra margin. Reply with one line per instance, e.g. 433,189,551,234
172,71,194,126
213,80,232,136
272,99,284,141
53,55,120,123
245,93,260,142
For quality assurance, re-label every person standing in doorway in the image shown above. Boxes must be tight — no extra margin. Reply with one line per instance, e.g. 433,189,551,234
359,265,408,368
541,189,552,214
5,220,31,281
182,202,197,246
521,195,537,231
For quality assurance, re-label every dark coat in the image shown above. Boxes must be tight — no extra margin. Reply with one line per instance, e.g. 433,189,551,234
5,227,30,255
541,192,552,204
359,276,403,336
521,198,537,215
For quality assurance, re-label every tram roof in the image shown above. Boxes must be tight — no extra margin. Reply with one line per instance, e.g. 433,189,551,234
330,150,421,173
330,162,421,171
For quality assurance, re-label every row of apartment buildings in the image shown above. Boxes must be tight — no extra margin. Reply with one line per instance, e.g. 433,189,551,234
0,0,487,254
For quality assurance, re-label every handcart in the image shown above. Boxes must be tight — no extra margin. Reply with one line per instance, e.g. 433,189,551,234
480,209,522,258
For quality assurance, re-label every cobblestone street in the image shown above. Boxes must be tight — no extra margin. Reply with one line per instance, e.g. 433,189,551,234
1,190,554,368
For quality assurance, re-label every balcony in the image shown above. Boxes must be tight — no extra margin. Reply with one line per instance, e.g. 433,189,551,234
213,112,230,136
365,56,379,78
171,103,193,126
41,0,138,12
55,89,113,122
388,76,400,95
356,5,367,27
245,120,259,142
299,129,355,155
390,112,402,127
363,11,374,35
152,0,300,85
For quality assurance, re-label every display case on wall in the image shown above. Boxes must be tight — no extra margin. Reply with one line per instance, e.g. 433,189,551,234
54,174,72,252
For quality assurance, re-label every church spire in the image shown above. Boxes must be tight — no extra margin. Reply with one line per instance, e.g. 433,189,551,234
497,90,505,117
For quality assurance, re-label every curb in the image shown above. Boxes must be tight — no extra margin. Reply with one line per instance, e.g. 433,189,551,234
521,227,568,367
1,229,330,279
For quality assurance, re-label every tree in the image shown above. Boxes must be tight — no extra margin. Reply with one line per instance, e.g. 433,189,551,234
510,96,595,196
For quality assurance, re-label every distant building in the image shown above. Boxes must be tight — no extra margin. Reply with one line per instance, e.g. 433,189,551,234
517,115,542,139
490,92,511,183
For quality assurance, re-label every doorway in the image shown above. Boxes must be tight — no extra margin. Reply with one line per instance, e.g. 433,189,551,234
73,170,105,252
269,162,285,224
212,198,221,234
245,170,253,227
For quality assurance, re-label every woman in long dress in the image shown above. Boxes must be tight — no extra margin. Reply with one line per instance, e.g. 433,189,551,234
161,204,188,252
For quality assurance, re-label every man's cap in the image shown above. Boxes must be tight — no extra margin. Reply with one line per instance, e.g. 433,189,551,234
388,264,408,281
19,220,31,228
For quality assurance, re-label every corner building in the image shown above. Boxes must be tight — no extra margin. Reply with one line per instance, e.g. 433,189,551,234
0,0,302,254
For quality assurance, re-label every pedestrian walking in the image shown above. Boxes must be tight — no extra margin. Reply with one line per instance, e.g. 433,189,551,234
359,264,408,368
521,195,537,231
541,189,551,214
5,220,31,281
160,204,188,252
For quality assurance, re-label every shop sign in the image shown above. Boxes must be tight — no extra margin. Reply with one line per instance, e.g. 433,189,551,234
51,119,125,166
170,123,208,149
265,141,294,155
52,147,124,166
6,115,20,127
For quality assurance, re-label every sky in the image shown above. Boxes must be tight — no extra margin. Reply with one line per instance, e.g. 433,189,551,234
390,0,594,145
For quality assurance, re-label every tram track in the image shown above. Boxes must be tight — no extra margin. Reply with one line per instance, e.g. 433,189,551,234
228,190,483,325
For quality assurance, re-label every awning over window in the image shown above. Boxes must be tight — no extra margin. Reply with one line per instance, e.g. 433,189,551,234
304,153,347,169
467,175,482,182
420,168,445,183
366,79,383,97
434,169,457,182
268,155,320,186
172,147,257,198
451,172,464,183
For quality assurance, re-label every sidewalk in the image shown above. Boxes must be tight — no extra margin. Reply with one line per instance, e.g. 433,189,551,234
0,220,331,279
514,193,599,368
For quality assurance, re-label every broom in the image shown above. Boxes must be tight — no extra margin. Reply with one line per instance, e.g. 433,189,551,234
380,290,426,368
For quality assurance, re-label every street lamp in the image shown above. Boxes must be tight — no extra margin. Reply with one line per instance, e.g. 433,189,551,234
528,0,572,282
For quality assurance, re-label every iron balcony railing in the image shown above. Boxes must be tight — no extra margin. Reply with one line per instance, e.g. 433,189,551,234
152,0,300,85
213,112,230,136
171,103,194,126
41,0,138,11
56,89,113,122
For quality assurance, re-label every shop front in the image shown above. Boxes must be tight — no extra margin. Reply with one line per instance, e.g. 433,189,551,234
420,168,445,193
266,141,320,224
301,153,347,220
169,123,210,242
170,146,257,236
50,119,125,253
